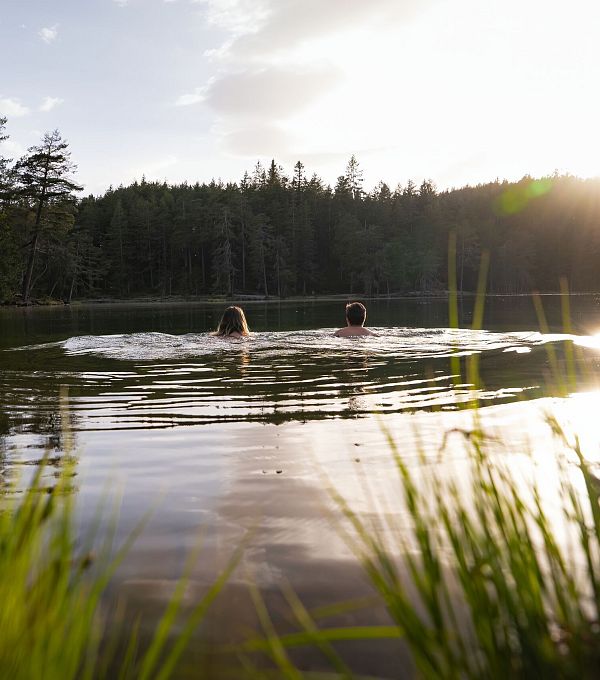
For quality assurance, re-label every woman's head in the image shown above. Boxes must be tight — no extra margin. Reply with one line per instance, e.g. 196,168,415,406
215,306,250,336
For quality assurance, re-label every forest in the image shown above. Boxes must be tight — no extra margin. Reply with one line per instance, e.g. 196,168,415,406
1,115,600,304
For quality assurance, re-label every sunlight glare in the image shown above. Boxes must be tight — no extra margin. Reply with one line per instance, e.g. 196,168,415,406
574,333,600,350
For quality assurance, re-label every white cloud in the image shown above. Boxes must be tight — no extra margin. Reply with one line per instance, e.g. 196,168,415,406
199,0,431,61
39,24,59,44
113,0,129,5
194,0,269,35
189,0,436,163
220,123,293,156
174,87,207,107
204,66,341,119
0,97,30,117
39,96,64,113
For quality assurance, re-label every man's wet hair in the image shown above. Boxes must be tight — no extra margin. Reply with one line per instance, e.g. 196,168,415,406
345,301,367,326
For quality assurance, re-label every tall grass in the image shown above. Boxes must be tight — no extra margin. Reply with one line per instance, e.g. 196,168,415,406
0,455,106,680
0,394,239,680
251,273,600,677
244,416,600,678
324,420,600,679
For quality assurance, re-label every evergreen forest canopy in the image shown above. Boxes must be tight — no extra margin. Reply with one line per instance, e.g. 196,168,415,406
1,117,600,304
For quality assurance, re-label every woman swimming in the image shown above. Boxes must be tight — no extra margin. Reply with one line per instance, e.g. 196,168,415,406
214,306,250,338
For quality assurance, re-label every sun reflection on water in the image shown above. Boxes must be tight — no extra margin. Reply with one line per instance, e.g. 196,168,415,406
574,333,600,351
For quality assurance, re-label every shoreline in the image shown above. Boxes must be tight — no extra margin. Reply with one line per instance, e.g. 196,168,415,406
2,290,599,308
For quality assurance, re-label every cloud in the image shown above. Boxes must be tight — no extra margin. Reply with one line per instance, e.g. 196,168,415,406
174,87,208,107
220,124,293,156
39,96,64,112
201,0,431,60
113,0,129,5
189,0,435,160
202,66,341,119
194,0,269,36
196,65,341,157
38,24,59,44
0,97,30,117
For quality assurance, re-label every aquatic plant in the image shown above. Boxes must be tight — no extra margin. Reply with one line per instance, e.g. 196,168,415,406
0,399,239,680
242,262,600,678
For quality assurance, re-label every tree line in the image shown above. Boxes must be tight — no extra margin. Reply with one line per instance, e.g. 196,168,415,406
1,117,600,303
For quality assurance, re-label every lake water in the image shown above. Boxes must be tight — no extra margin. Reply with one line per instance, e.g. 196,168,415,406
2,296,600,677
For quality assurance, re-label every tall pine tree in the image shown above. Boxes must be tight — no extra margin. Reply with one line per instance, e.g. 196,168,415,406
0,117,20,300
15,130,82,302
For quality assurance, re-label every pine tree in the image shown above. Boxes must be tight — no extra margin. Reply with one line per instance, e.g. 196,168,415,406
238,172,251,291
247,213,273,296
0,117,10,191
109,198,127,294
0,117,20,300
15,130,82,302
212,206,235,295
252,161,266,188
345,155,364,200
71,197,106,299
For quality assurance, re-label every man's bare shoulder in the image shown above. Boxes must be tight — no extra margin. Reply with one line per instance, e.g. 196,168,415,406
334,327,353,337
334,327,377,337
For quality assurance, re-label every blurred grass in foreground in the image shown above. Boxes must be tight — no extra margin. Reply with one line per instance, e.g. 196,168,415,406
0,390,239,680
244,266,600,678
245,411,600,678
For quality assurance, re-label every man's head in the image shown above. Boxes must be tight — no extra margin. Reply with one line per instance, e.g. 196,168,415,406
345,301,367,327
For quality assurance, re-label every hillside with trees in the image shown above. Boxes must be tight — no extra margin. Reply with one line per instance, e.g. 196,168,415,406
1,118,600,303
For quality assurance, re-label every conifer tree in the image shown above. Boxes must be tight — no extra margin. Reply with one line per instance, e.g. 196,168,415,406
0,117,20,300
0,117,10,190
212,206,235,295
247,213,273,296
109,198,127,294
15,130,82,302
238,172,251,291
345,155,364,200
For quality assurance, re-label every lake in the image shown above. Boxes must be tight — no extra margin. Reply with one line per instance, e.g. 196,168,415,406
2,296,600,677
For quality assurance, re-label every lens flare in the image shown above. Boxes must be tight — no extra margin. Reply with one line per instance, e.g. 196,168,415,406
495,178,553,216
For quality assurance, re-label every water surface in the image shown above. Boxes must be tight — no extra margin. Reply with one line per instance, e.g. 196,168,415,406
2,296,600,677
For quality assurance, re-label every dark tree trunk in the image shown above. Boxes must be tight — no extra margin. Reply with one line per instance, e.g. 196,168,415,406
22,230,40,302
22,162,49,302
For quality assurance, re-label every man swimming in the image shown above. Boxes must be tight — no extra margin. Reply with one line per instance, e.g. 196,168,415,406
334,301,377,337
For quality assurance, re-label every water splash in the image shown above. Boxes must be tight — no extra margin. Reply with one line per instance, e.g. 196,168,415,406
2,327,594,432
57,327,562,362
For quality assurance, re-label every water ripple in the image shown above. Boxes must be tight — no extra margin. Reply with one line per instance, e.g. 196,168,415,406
56,327,558,361
0,327,590,432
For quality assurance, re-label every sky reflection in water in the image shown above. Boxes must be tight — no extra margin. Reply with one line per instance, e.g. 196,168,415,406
2,301,600,675
2,325,579,432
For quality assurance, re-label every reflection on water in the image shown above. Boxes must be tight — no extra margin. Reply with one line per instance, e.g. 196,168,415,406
2,299,600,676
1,326,581,434
57,327,553,360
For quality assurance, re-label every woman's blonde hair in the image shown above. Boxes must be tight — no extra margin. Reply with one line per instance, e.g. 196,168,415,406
214,306,250,336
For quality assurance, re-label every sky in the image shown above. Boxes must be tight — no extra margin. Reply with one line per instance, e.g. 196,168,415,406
1,0,600,195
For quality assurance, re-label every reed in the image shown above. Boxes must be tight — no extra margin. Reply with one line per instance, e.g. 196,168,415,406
0,394,238,680
249,271,600,678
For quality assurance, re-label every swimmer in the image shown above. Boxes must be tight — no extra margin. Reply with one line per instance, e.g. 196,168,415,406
334,301,377,337
214,306,250,338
